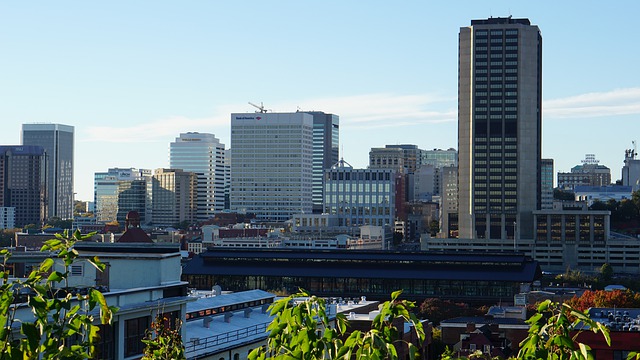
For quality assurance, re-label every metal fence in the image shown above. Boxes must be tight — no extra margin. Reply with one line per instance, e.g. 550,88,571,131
184,322,269,357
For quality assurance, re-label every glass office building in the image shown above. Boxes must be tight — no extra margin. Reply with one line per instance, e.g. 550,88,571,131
21,123,74,220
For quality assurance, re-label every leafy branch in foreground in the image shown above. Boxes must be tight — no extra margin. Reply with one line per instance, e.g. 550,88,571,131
0,230,117,359
142,314,185,360
248,289,425,360
517,299,610,360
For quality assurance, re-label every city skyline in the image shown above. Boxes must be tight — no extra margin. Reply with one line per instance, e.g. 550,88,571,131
1,2,639,201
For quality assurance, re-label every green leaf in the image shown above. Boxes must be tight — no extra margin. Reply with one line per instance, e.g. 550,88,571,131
39,258,54,273
47,271,64,282
88,256,106,272
578,342,592,360
21,322,40,351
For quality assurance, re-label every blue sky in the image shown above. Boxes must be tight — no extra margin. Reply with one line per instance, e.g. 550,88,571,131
1,2,639,201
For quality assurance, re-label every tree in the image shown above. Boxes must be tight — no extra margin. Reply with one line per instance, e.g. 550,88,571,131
566,290,640,312
429,220,440,237
419,298,484,325
248,290,425,360
589,200,608,211
518,300,610,360
599,263,613,282
553,189,575,201
0,230,117,359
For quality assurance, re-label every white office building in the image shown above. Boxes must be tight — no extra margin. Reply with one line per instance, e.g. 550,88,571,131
230,112,313,222
170,133,227,222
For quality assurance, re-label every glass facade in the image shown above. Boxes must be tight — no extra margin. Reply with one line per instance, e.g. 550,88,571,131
324,163,395,227
0,146,46,227
307,112,339,214
184,274,519,302
94,168,151,223
21,124,74,220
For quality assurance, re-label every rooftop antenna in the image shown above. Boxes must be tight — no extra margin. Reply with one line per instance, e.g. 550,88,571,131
248,101,267,113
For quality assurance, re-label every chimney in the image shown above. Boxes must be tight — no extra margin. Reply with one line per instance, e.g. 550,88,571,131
261,304,270,314
224,313,234,323
244,308,253,318
203,316,213,328
466,322,476,333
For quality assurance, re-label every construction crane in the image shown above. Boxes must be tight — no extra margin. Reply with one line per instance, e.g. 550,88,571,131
248,101,267,113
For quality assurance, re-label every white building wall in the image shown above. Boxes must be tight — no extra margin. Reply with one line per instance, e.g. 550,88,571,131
170,133,227,221
230,113,314,222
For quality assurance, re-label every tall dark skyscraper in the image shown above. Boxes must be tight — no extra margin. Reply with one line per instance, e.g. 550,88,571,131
458,17,542,240
0,145,46,227
21,123,74,220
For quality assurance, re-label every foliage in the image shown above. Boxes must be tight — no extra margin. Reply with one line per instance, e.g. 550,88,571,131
173,220,192,231
429,220,440,237
419,298,484,325
553,189,575,201
248,289,425,360
0,230,117,359
441,347,501,359
141,315,185,360
517,300,610,360
599,263,613,282
45,217,73,230
73,201,87,216
566,290,640,312
0,229,19,248
554,268,596,287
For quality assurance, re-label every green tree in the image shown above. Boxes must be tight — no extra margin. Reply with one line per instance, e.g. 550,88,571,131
553,189,575,201
248,290,425,360
589,200,608,211
0,230,117,359
618,199,638,222
599,263,613,282
429,220,440,237
517,300,610,360
46,217,73,230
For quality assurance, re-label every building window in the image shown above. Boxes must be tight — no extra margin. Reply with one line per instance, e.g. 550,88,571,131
95,324,116,360
125,316,150,357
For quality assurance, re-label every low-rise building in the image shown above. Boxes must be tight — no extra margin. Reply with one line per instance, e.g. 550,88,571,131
9,212,193,359
182,290,406,360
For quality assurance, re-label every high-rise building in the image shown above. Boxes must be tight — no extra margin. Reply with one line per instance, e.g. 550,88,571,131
541,158,554,210
149,168,197,227
324,159,396,228
0,146,46,227
458,17,542,240
21,123,74,220
116,179,148,225
305,112,339,214
170,133,227,222
230,112,313,222
94,168,151,223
